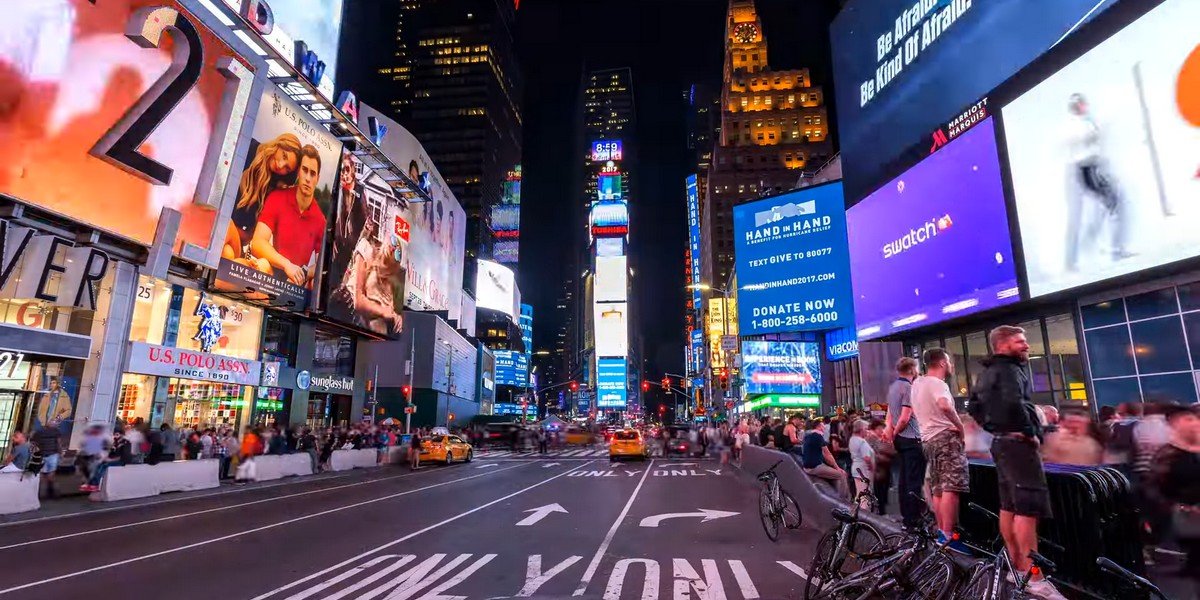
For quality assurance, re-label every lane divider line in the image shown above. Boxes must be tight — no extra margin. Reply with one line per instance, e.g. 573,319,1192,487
250,460,595,600
0,463,530,597
572,458,655,597
0,466,465,551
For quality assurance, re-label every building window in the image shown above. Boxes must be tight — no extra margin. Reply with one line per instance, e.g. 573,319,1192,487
787,94,795,104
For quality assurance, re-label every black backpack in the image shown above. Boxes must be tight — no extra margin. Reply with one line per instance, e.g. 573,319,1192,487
24,442,44,476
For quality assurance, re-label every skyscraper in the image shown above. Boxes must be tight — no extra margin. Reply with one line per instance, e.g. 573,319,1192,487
338,0,523,278
702,0,833,287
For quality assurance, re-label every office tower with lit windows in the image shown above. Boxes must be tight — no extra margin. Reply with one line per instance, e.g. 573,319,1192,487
338,0,523,275
702,0,833,287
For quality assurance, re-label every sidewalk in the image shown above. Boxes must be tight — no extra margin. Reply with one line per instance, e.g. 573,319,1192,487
0,463,395,527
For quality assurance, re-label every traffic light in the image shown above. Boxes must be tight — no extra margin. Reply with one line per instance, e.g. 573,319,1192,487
641,380,650,392
402,385,412,399
661,376,670,392
658,405,666,415
569,381,579,392
720,373,729,390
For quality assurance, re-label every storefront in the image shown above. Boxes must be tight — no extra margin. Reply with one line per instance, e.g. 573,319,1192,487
119,277,266,433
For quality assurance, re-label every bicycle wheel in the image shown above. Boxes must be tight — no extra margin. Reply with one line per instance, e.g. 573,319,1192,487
959,563,995,599
758,487,781,541
839,521,885,575
804,530,838,600
781,490,803,529
901,553,955,600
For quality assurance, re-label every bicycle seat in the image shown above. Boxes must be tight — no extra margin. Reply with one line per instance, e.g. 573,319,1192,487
1029,551,1057,573
831,508,857,523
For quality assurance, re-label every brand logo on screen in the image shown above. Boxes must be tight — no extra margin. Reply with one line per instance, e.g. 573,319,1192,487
882,214,953,259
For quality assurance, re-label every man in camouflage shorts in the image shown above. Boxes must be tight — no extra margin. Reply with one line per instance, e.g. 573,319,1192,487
910,348,970,554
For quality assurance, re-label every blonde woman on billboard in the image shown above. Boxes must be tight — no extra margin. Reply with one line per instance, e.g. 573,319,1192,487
221,133,302,273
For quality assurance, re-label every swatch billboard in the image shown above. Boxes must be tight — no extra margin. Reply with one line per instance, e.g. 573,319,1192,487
596,358,628,408
847,117,1018,340
831,0,1118,201
742,341,822,396
732,182,855,335
1002,0,1200,298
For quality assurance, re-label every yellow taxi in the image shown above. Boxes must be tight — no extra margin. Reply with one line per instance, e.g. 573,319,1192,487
564,426,593,446
608,429,647,460
420,434,474,464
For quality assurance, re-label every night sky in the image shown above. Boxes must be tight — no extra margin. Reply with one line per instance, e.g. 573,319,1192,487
516,0,841,383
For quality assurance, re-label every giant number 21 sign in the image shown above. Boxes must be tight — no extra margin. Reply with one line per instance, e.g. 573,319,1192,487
0,0,256,266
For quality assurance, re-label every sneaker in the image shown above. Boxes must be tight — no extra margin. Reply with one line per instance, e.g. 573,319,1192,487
945,539,973,556
935,530,948,545
1025,577,1067,600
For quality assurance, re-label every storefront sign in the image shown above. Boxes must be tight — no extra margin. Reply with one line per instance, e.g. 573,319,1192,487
310,374,355,394
1,221,111,311
127,342,262,385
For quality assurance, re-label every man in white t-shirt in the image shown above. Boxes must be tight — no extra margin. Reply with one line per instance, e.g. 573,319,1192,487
910,347,970,554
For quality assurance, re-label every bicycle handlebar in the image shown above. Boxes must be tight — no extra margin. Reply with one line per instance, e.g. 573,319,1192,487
1096,558,1167,599
757,460,783,479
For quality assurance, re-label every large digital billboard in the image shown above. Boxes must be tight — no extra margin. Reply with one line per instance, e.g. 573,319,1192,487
0,0,255,259
686,175,702,313
596,358,628,408
847,118,1018,339
494,350,529,387
491,205,521,231
215,87,342,309
831,0,1117,201
594,302,628,357
218,0,344,100
1002,0,1200,298
595,256,628,302
476,260,516,318
323,149,407,335
742,341,822,396
590,201,629,230
591,140,623,162
358,103,466,320
494,166,521,264
732,182,854,334
598,175,623,201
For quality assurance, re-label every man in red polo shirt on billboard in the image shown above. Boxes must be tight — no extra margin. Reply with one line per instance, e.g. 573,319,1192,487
250,145,327,288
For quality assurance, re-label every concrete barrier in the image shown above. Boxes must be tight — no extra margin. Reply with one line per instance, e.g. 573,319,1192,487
330,448,377,471
252,453,313,481
90,459,220,502
0,472,39,515
738,445,901,536
384,446,408,465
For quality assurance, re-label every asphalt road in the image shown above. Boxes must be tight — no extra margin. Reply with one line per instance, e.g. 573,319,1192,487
0,454,822,599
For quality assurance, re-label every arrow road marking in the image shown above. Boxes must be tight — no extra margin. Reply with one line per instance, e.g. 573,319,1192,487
777,560,810,581
638,509,739,528
516,503,568,527
476,463,500,469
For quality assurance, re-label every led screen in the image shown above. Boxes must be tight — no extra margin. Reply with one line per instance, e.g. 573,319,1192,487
590,201,629,229
594,302,628,357
591,140,623,162
595,256,628,302
596,238,624,257
494,241,519,264
476,260,516,317
598,175,622,201
494,350,528,387
831,0,1117,201
825,327,860,361
220,0,343,98
491,205,520,231
847,117,1018,339
732,182,854,334
596,358,628,408
1003,0,1200,297
687,175,702,312
742,341,822,396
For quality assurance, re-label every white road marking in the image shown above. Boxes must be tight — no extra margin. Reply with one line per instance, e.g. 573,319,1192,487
541,462,560,468
729,560,760,599
517,554,582,597
604,558,659,600
357,553,470,600
705,469,722,475
414,553,496,600
514,503,568,526
673,559,725,600
638,509,739,527
252,462,592,600
0,468,441,551
573,459,655,596
0,463,528,597
776,561,809,581
286,555,416,600
475,463,501,469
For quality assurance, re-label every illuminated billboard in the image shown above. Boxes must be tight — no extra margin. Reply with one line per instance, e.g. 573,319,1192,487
597,358,628,408
491,205,521,231
494,350,528,387
591,140,623,162
214,87,343,309
596,238,624,257
595,256,628,302
598,175,623,201
686,175,702,314
742,341,821,396
706,297,738,369
594,302,628,357
494,165,521,264
0,0,256,261
476,260,516,318
590,201,629,229
218,0,345,101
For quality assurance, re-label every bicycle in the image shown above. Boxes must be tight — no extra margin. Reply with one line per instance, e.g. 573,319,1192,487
757,459,803,541
804,470,886,598
1095,557,1171,600
956,502,1066,600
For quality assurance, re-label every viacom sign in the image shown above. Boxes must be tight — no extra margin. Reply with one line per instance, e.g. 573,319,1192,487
732,182,855,335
